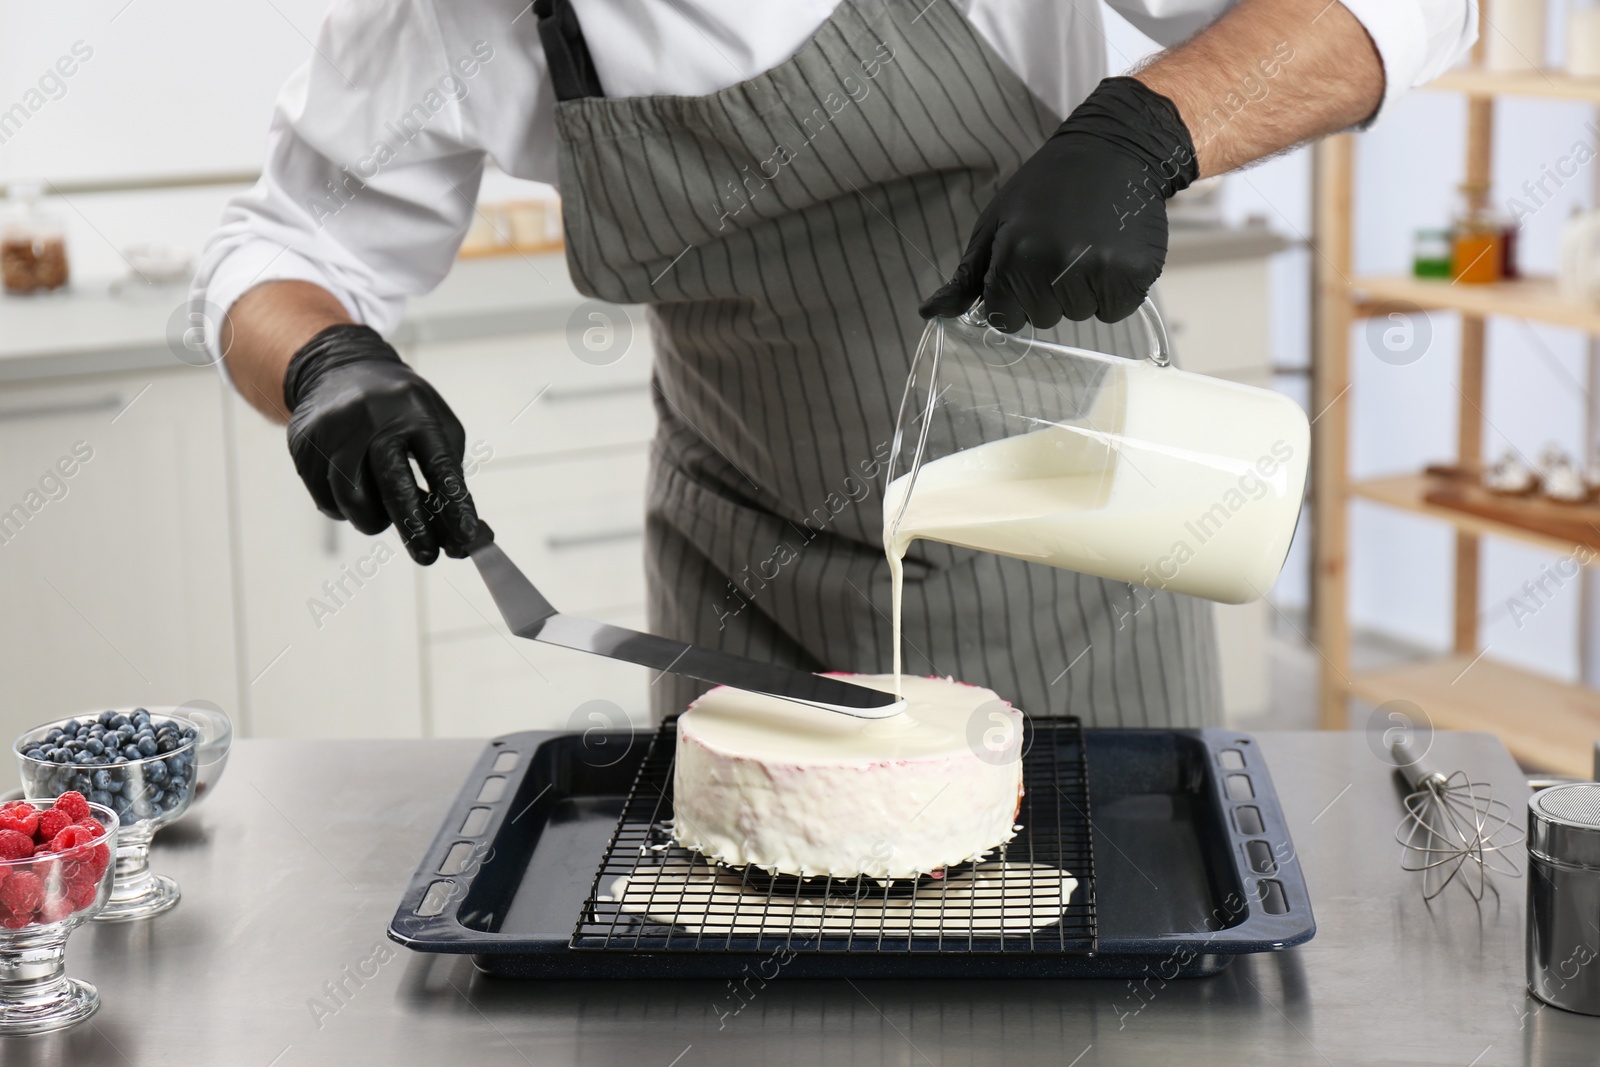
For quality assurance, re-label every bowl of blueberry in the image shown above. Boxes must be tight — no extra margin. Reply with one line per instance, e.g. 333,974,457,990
12,704,231,921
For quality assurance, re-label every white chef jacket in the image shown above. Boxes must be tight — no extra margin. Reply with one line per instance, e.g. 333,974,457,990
193,0,1477,359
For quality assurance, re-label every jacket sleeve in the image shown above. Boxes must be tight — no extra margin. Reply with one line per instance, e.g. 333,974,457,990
190,0,553,365
1106,0,1479,123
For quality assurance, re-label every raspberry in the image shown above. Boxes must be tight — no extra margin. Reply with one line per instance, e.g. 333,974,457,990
0,870,44,917
35,893,72,924
47,826,90,854
81,844,110,880
0,910,30,929
0,830,34,860
54,792,90,823
66,880,97,911
75,818,105,839
36,808,71,844
0,803,38,838
29,855,61,883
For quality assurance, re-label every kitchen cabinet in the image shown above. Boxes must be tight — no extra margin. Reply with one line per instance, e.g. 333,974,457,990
0,367,236,747
426,605,653,737
225,390,424,739
406,322,657,736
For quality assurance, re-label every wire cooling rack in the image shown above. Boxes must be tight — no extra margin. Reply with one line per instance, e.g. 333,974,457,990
571,717,1097,955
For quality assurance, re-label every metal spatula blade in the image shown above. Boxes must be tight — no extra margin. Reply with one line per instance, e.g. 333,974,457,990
469,540,902,718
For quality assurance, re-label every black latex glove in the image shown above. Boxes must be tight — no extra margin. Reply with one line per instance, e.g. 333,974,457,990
920,76,1199,331
284,324,485,565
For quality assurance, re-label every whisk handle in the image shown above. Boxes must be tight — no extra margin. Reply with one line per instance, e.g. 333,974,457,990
1389,734,1443,790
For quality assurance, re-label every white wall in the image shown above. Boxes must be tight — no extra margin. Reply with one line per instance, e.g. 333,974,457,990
0,1,546,285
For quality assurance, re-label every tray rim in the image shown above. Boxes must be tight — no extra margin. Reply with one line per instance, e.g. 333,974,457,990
386,726,1316,968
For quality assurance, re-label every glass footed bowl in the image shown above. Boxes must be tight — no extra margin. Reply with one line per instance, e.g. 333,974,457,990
0,797,118,1035
14,705,230,922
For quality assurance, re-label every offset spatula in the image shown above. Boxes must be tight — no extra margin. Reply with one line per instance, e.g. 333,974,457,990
468,537,902,718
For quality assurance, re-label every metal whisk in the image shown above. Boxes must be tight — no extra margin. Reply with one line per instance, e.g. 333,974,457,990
1390,735,1523,902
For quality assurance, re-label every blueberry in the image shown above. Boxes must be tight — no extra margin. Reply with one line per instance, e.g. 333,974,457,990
85,738,104,756
70,773,91,792
135,737,156,757
104,777,123,793
45,728,63,743
109,714,129,729
51,749,69,764
89,789,112,808
121,745,139,761
145,761,166,784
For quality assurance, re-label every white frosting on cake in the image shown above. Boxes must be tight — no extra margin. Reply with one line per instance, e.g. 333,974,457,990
671,674,1024,879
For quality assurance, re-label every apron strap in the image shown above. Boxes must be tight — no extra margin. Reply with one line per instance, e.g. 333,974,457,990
532,0,604,101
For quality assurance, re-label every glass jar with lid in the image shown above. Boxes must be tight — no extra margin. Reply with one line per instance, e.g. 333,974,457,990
1,184,70,295
1451,182,1503,285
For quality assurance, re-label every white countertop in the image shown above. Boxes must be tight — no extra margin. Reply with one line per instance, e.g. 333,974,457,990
0,222,1290,385
0,253,581,384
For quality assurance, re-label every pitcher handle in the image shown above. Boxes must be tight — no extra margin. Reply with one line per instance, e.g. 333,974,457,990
957,298,1172,367
1134,299,1173,368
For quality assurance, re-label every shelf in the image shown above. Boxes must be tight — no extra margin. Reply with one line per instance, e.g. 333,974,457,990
458,238,564,261
1347,655,1600,776
1351,474,1600,557
1351,275,1600,333
1425,67,1600,103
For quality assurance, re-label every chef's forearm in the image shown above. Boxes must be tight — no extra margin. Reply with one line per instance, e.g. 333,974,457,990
221,280,353,423
1134,0,1385,178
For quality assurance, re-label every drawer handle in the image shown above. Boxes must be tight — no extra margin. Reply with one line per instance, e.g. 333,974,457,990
543,382,650,404
545,527,645,551
0,393,123,422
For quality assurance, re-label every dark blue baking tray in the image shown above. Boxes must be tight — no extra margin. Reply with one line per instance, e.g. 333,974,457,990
388,724,1314,978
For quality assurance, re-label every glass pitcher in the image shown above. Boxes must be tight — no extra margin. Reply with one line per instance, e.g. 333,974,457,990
884,301,1308,606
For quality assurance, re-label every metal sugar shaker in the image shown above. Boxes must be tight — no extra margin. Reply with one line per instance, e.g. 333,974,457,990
1527,783,1600,1015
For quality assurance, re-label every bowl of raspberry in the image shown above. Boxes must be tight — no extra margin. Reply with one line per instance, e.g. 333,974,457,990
13,705,230,921
0,792,117,1035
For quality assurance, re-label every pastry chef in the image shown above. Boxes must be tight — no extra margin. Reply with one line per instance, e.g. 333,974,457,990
194,0,1475,726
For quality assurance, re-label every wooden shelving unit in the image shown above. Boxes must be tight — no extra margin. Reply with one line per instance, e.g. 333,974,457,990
1348,657,1600,776
1352,275,1600,333
1349,474,1600,557
1425,68,1600,103
1313,23,1600,776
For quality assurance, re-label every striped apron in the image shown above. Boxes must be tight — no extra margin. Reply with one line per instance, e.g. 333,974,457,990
543,0,1222,726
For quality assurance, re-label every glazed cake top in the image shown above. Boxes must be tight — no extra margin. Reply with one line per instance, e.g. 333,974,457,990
679,674,1017,764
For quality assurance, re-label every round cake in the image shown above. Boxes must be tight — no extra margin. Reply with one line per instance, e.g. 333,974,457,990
671,674,1024,880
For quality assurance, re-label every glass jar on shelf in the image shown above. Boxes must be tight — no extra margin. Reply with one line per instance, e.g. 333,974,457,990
1451,183,1503,285
1412,228,1452,278
1,185,70,295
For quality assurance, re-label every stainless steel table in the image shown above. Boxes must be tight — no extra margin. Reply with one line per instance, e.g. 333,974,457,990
2,731,1591,1066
